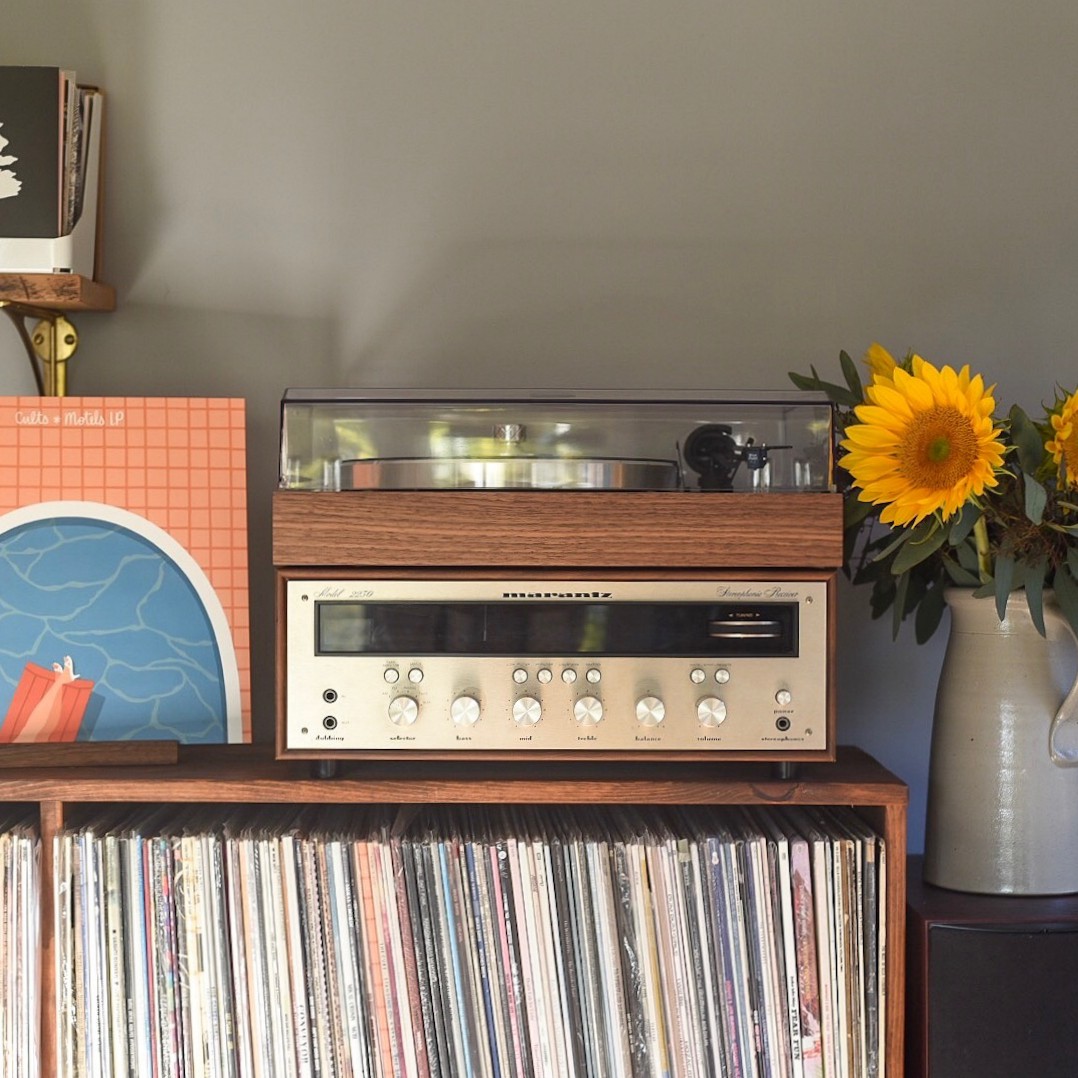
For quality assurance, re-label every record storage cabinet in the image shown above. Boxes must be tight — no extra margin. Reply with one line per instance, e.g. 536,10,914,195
2,743,907,1076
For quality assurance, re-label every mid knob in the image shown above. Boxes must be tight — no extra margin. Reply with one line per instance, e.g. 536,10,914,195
512,696,543,727
574,695,604,727
636,695,666,727
697,696,727,728
450,695,481,727
387,695,419,726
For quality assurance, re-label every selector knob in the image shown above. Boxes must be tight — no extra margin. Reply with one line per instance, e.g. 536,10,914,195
574,695,604,726
388,695,419,726
636,696,666,727
512,696,543,726
697,696,727,728
450,695,481,727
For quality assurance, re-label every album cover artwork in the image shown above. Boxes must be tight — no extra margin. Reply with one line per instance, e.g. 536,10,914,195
0,397,250,743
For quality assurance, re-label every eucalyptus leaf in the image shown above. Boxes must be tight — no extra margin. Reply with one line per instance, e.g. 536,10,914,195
873,528,916,564
915,585,947,644
843,496,875,529
948,502,981,546
891,525,948,575
788,368,860,407
1009,404,1045,473
839,350,865,402
1024,559,1048,636
941,553,981,587
892,571,910,640
994,555,1016,620
1024,474,1048,525
955,540,981,573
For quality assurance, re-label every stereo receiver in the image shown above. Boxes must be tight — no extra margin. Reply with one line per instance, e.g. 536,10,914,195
283,575,829,756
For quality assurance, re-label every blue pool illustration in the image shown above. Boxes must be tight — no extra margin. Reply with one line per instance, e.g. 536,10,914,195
0,503,238,743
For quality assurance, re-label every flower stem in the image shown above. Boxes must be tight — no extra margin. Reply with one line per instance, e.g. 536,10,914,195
974,514,992,580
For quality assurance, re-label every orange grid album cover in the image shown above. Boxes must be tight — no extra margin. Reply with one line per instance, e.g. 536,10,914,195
0,397,250,743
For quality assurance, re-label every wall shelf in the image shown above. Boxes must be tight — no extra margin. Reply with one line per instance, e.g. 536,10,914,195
0,273,115,395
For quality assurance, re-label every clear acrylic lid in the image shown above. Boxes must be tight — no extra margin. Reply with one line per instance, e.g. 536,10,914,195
279,389,835,493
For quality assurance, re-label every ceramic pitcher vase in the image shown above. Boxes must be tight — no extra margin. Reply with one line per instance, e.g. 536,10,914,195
923,588,1078,894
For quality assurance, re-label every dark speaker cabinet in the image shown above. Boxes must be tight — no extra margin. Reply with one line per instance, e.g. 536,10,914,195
906,854,1078,1077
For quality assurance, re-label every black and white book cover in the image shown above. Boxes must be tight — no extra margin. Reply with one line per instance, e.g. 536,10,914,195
0,66,68,238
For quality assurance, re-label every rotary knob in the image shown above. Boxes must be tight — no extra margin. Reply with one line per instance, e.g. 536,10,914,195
697,696,727,728
387,695,419,726
512,696,542,726
450,695,481,727
635,695,666,727
574,695,604,727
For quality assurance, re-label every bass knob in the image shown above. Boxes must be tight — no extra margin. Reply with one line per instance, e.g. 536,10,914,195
450,695,481,727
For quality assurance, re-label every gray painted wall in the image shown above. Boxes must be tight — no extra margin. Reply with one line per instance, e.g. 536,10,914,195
6,1,1078,849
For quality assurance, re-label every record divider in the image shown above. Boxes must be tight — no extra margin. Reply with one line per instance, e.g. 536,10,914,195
8,742,908,1077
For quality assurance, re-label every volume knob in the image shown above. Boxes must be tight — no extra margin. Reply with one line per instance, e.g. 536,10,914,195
512,696,542,727
697,696,727,728
450,695,481,727
635,696,666,727
387,695,419,726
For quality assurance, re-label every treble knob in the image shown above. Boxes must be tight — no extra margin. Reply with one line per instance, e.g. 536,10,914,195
450,695,481,727
635,695,666,727
697,696,727,728
387,695,419,726
512,696,543,727
574,695,604,727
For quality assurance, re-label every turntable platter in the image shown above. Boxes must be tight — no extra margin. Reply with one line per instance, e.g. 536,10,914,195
342,456,681,490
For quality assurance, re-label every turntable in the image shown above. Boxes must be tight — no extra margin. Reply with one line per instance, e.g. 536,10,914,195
273,389,843,763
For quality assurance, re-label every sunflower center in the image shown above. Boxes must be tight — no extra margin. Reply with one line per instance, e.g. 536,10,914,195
898,405,979,489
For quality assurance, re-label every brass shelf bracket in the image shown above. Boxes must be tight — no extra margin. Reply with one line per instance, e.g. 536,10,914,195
1,299,79,397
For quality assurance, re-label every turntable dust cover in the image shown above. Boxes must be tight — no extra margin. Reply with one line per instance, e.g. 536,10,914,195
0,397,251,743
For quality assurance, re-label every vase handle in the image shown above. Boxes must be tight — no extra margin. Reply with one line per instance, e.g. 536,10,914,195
1047,603,1078,766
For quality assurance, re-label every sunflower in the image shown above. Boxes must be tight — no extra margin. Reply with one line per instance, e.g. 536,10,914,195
1046,389,1078,489
840,357,1006,526
862,342,898,383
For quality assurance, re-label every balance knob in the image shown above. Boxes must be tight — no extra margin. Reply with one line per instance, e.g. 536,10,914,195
512,696,542,727
450,695,481,727
697,696,727,728
574,695,604,727
636,695,666,727
387,695,419,726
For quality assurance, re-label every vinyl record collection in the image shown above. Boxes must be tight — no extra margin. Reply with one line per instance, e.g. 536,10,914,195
0,811,40,1078
54,802,885,1078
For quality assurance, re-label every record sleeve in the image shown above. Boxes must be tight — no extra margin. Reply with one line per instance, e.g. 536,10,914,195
490,832,532,1078
390,830,433,1078
463,829,509,1077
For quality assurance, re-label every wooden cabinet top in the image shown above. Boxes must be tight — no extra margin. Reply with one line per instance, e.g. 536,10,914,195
0,743,907,806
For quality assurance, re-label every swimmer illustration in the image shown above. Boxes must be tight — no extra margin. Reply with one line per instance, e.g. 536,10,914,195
0,656,97,743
